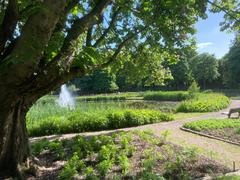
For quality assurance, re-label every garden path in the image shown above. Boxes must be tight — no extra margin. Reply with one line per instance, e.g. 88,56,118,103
30,100,240,170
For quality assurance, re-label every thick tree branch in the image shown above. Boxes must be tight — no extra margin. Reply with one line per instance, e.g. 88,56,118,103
54,0,79,33
43,0,111,74
86,26,93,46
0,0,66,85
0,0,18,54
62,0,111,50
93,7,121,48
25,1,111,96
98,27,147,68
98,34,135,68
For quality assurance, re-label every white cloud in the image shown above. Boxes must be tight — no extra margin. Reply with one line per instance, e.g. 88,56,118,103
197,42,214,49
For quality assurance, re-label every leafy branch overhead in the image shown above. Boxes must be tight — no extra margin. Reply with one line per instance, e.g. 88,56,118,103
0,0,238,94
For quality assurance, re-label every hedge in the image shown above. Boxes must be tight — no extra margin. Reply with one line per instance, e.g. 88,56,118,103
143,91,189,101
28,109,173,137
177,93,230,112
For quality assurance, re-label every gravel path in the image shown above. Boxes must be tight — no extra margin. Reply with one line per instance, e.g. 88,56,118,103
30,100,240,169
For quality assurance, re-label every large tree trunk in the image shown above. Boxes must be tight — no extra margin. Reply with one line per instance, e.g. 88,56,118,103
0,98,31,179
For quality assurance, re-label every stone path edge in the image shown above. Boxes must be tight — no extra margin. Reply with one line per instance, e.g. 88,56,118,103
180,127,240,147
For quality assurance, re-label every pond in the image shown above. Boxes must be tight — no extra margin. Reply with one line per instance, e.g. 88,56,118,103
27,97,179,123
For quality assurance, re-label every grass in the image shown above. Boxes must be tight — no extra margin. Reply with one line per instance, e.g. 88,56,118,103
143,91,189,101
177,93,230,112
183,119,240,131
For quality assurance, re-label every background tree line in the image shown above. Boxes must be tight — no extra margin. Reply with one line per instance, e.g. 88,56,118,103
70,34,240,94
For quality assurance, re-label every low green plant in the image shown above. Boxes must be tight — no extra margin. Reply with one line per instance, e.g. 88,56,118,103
177,93,230,112
184,119,240,131
163,147,198,180
236,128,240,134
215,176,240,180
96,159,113,176
142,157,157,172
59,153,85,180
30,130,223,179
98,144,117,161
140,172,165,180
161,130,171,142
48,140,65,158
118,154,130,175
188,81,200,98
84,166,97,179
30,139,50,155
142,148,163,172
29,109,173,137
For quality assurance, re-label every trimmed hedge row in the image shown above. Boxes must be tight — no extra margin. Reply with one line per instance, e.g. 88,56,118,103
143,91,189,101
183,119,240,131
28,109,173,137
177,93,230,112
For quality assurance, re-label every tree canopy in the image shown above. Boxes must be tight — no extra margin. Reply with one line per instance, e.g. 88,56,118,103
221,34,240,88
0,0,240,178
0,0,208,97
190,53,219,89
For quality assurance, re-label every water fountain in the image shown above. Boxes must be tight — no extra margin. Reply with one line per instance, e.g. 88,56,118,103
57,84,76,110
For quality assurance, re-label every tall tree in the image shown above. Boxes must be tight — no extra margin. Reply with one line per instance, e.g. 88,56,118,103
72,68,119,93
1,0,235,178
190,53,220,89
167,58,193,90
221,35,240,88
167,49,196,90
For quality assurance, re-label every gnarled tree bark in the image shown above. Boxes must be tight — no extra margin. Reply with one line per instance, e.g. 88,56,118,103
0,0,111,178
0,98,31,178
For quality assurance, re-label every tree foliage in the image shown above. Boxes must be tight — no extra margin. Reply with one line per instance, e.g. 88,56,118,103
189,53,219,89
2,0,240,177
0,0,208,95
221,34,240,88
72,68,118,93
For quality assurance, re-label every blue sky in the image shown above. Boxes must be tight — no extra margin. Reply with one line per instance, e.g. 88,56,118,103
195,11,235,59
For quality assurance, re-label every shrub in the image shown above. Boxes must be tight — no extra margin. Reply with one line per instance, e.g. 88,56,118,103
107,109,173,129
183,119,240,131
177,93,230,112
143,91,190,101
188,81,200,98
28,109,174,137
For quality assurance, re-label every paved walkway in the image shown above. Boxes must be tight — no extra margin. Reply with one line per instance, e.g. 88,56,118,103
30,100,240,169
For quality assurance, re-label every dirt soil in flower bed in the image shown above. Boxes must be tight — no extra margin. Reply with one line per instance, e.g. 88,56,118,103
26,131,231,180
201,128,240,144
